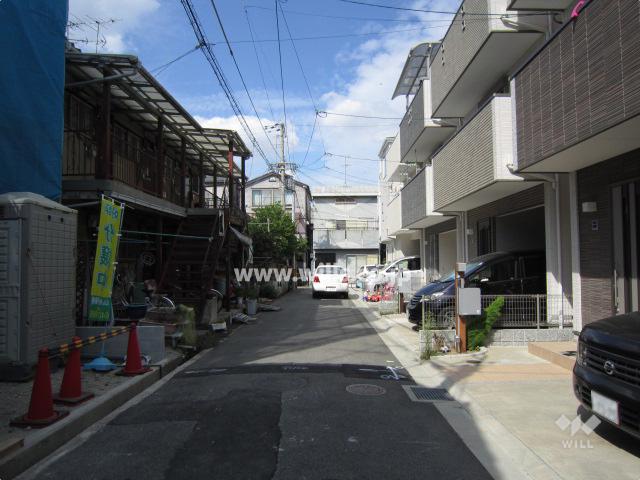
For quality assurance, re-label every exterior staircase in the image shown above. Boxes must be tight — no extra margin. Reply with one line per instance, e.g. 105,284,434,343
158,212,225,307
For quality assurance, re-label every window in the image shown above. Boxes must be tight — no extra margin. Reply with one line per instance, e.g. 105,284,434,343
315,252,336,265
252,189,282,206
335,220,346,230
346,220,367,229
285,191,293,206
492,260,516,281
407,257,421,271
522,254,545,278
316,266,345,275
335,197,356,204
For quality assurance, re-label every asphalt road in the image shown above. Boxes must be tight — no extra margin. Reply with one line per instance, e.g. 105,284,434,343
31,289,492,480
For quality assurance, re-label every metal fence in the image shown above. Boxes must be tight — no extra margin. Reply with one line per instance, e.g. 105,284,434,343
420,294,573,329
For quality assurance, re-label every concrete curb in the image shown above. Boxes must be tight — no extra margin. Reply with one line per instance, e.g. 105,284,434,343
0,352,185,480
350,297,561,480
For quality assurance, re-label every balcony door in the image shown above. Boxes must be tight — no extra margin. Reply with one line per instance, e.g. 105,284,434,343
612,182,640,314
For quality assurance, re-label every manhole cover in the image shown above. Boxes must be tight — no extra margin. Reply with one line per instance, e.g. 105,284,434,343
403,386,454,402
346,384,386,396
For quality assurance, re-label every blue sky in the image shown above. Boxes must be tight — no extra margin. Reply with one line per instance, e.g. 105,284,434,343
68,0,458,187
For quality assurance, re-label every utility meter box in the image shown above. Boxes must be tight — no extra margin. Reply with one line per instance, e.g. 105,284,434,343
458,288,481,316
0,193,77,371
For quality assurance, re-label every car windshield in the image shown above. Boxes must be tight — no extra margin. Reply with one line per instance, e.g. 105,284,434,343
316,266,345,275
438,261,483,282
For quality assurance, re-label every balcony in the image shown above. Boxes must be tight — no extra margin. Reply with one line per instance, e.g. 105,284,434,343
399,81,456,163
430,0,542,118
382,192,403,238
513,0,640,172
507,0,574,10
433,95,534,211
400,166,445,228
313,228,379,250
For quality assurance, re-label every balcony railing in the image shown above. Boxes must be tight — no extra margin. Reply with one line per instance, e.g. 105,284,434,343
432,95,527,211
313,227,379,250
429,0,542,118
399,81,456,162
382,192,403,238
513,0,640,172
401,167,426,228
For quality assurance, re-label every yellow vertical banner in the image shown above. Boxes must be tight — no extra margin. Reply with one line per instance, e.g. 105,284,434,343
88,197,124,322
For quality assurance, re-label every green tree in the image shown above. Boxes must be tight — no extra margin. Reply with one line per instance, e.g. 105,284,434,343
248,204,305,264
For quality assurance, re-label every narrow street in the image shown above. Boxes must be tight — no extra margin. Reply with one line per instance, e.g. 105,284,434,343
27,289,491,480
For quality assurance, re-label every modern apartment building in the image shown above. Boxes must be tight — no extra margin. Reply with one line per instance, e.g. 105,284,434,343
311,186,379,277
511,0,640,328
378,136,421,265
378,0,631,331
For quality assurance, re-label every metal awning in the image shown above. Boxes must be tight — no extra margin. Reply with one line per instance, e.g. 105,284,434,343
65,52,251,177
392,42,439,99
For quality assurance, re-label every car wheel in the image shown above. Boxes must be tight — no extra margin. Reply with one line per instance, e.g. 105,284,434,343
312,291,319,299
437,308,456,329
343,292,349,299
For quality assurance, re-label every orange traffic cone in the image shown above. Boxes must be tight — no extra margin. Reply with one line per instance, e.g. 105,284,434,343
11,349,69,428
117,323,151,376
54,337,94,405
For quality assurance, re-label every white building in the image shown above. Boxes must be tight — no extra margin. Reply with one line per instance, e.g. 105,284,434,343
311,185,379,276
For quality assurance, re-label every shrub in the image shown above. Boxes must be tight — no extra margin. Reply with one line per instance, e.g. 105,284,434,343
467,296,504,350
259,283,278,299
420,311,434,361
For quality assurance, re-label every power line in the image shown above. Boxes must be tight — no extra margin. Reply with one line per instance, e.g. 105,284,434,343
278,3,322,168
180,0,270,167
149,44,202,75
245,4,450,23
275,0,292,164
301,115,317,167
318,110,402,120
211,25,440,44
209,0,279,161
338,0,551,16
325,152,380,162
243,3,276,120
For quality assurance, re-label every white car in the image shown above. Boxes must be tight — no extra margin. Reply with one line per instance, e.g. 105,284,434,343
312,265,349,299
366,256,421,291
355,265,379,287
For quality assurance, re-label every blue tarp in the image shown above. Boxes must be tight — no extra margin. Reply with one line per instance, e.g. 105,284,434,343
0,1,68,200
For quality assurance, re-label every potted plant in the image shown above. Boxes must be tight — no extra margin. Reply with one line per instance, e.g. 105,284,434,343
246,285,259,316
235,284,247,308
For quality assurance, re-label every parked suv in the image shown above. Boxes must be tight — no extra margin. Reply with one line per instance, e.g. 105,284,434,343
406,251,546,326
574,313,640,439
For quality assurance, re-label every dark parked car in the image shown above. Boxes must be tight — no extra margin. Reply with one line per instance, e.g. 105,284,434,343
406,251,546,326
573,313,640,439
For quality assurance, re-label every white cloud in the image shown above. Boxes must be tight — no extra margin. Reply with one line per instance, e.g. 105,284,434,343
307,0,457,185
196,115,300,167
68,0,160,53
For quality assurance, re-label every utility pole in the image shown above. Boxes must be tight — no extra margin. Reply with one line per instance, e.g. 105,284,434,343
280,122,286,206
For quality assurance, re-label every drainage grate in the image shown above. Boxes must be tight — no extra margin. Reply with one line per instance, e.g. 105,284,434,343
403,386,454,402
